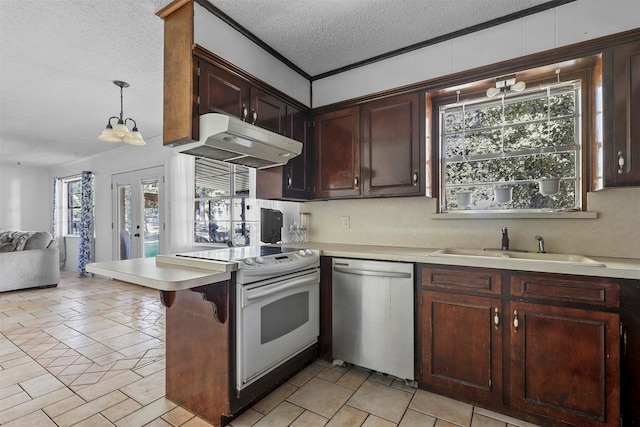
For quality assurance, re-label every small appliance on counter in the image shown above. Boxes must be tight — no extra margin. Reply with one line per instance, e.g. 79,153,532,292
260,208,283,244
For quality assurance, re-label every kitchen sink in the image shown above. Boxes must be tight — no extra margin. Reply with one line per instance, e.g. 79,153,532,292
430,248,605,267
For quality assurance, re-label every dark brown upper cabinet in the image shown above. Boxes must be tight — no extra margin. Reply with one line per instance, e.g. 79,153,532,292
250,88,287,134
198,60,250,119
362,92,423,197
603,39,640,186
313,93,423,199
256,106,312,200
313,107,361,199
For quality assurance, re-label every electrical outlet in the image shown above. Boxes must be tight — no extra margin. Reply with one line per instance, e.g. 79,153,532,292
341,216,350,229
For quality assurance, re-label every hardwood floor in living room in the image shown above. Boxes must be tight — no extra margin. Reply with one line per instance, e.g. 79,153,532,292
0,271,540,427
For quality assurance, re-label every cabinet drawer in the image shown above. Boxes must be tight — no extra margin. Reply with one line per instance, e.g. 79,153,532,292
420,266,501,295
510,274,620,308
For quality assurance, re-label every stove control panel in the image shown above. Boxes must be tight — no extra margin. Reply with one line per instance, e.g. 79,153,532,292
239,249,318,271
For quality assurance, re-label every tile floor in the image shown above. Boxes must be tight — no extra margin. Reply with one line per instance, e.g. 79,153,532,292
0,271,542,427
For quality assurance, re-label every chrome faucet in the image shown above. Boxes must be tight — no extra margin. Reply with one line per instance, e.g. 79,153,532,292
501,227,509,251
535,235,546,253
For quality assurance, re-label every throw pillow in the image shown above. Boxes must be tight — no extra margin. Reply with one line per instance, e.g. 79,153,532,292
24,231,53,250
0,242,16,252
0,231,14,243
12,232,35,251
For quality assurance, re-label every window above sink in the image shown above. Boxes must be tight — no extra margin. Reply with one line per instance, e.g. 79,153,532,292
429,55,601,215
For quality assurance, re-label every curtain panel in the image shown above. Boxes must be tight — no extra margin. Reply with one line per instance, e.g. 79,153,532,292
78,171,94,276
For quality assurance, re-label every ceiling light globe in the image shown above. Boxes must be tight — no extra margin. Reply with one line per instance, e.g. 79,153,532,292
98,127,122,143
113,122,131,138
124,131,146,146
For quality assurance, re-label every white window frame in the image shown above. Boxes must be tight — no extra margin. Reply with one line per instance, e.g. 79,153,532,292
63,177,82,236
438,81,582,213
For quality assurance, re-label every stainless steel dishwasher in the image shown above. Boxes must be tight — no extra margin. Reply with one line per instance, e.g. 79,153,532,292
332,258,414,380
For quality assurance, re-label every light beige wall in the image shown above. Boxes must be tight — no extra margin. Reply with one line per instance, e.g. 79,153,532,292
302,187,640,259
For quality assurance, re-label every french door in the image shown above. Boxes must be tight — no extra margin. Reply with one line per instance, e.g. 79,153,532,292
112,166,165,260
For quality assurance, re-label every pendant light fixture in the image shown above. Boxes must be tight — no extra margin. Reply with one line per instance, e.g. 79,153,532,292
98,80,145,145
486,74,526,98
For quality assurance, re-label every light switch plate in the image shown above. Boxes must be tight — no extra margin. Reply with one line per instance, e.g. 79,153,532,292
341,216,350,229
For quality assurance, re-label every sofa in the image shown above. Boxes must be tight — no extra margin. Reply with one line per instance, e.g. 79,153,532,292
0,231,60,292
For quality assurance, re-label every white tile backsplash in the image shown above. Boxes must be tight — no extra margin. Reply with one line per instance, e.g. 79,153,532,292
303,187,640,259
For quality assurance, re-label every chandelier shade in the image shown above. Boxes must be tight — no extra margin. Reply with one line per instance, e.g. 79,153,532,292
98,80,146,145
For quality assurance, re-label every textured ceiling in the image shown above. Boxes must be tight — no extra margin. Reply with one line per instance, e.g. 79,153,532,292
210,0,555,77
0,0,556,168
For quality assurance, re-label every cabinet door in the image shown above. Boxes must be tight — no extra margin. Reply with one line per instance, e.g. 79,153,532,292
284,106,311,199
604,40,640,186
419,290,503,406
313,107,361,198
255,106,311,201
509,302,620,427
251,88,287,134
198,60,250,119
362,93,422,196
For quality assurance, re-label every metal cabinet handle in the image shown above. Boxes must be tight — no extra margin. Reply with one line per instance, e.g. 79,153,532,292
513,310,519,332
354,176,359,190
494,308,500,328
287,176,292,188
241,104,248,121
251,109,257,125
413,170,419,186
333,266,412,278
618,151,625,174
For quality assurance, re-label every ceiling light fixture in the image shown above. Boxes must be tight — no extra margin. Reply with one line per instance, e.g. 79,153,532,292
486,75,526,98
98,80,145,145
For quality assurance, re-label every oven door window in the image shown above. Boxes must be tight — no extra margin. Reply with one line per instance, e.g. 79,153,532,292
240,274,319,389
261,292,309,344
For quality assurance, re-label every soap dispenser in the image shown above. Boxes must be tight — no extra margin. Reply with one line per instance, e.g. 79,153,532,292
501,227,510,251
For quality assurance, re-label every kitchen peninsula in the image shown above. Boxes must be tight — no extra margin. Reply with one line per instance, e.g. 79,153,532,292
87,248,322,427
87,257,241,425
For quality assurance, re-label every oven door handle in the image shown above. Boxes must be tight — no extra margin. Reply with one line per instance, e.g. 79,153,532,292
333,266,412,279
246,273,319,301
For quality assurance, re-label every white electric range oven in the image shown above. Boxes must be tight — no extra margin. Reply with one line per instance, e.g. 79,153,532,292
175,246,320,391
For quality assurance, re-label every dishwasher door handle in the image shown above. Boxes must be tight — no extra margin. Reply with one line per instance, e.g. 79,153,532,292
333,266,412,279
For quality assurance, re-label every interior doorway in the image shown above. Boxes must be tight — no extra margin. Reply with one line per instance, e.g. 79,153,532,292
112,166,165,260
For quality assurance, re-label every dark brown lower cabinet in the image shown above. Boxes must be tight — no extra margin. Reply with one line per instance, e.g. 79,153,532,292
417,265,623,427
509,302,620,427
420,291,502,406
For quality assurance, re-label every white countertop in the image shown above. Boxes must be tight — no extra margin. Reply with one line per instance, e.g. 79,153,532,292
298,243,640,280
87,244,640,290
86,257,233,291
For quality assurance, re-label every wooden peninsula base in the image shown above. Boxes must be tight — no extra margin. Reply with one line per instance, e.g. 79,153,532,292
162,279,318,427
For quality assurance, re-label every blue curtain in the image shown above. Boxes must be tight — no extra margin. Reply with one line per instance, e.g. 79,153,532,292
78,171,94,277
52,177,59,237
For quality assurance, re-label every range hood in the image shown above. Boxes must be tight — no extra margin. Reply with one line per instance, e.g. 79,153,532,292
173,113,302,169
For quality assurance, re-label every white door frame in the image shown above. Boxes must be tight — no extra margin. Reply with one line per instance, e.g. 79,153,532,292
111,166,165,260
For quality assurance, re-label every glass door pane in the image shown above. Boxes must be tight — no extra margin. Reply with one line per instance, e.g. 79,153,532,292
143,179,159,258
112,166,164,260
116,184,132,260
